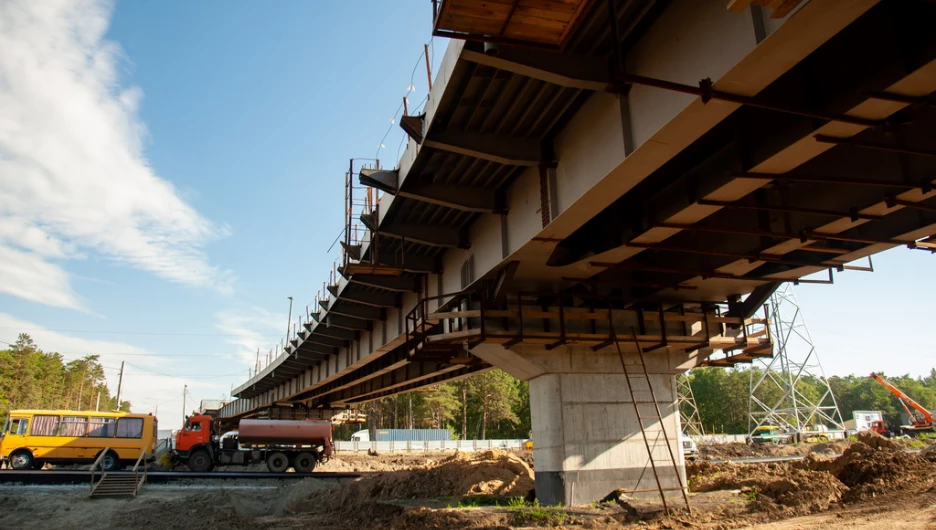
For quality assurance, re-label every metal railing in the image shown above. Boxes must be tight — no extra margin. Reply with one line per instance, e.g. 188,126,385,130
89,447,111,495
131,449,147,495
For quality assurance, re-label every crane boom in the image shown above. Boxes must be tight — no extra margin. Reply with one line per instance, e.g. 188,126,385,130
869,373,936,429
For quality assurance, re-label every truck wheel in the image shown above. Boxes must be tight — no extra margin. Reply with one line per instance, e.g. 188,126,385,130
266,451,290,473
188,450,214,472
9,451,34,470
293,452,316,473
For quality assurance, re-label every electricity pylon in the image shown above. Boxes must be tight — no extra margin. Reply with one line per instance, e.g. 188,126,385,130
748,284,845,436
677,372,705,437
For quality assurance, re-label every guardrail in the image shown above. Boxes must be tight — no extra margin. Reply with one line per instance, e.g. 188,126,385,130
335,439,527,453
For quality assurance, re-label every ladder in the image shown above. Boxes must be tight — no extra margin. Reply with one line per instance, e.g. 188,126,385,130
609,323,691,514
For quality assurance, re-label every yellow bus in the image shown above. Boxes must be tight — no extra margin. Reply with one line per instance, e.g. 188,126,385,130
0,410,158,471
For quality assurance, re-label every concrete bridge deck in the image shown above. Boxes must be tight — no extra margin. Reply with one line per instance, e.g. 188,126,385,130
218,0,936,505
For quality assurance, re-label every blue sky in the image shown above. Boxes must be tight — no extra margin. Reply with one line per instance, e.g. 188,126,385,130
0,0,932,429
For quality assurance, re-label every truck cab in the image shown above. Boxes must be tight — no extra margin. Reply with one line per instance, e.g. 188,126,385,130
173,414,217,472
681,435,699,460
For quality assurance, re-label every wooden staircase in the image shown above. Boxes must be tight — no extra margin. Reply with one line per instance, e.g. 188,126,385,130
90,449,147,498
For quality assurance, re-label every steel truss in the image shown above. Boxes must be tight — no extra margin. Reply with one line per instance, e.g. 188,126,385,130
748,284,845,437
677,373,705,437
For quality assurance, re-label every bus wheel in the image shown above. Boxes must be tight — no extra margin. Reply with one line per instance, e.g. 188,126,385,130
188,450,214,472
293,452,316,473
266,451,290,473
9,451,34,470
99,451,120,472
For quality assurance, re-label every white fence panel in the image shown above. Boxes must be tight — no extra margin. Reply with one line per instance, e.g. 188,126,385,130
334,439,528,453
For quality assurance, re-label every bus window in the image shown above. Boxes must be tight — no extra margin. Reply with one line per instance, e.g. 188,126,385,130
88,417,115,437
116,417,144,438
7,418,28,435
31,415,60,436
59,416,88,437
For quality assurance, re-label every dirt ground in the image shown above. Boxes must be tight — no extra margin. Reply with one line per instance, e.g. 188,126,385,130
4,434,936,529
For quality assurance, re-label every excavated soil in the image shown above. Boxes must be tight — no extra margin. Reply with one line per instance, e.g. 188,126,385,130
5,436,936,529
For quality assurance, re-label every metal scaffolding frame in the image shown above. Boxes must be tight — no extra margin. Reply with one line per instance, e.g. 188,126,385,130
677,373,704,437
747,284,845,436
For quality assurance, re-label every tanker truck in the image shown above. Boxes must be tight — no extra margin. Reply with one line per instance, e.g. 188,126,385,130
172,414,333,473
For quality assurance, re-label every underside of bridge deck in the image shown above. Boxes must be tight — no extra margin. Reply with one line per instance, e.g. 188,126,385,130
220,0,936,507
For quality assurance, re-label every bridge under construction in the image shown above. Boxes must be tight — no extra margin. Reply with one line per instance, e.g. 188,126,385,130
218,0,936,506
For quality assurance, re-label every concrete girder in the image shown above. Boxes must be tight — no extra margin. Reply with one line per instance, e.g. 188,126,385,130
339,289,399,308
326,302,384,321
359,168,501,212
312,326,357,341
297,337,338,356
343,271,420,292
302,334,346,349
461,43,610,91
319,361,462,406
359,247,442,273
400,114,425,143
423,130,544,167
340,241,362,261
361,213,468,248
403,183,502,213
324,314,372,331
290,346,411,404
342,364,491,404
359,168,398,195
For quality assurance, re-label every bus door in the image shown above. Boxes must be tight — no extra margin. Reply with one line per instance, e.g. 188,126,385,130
1,415,30,460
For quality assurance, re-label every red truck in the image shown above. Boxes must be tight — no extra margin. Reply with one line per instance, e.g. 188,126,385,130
172,414,333,473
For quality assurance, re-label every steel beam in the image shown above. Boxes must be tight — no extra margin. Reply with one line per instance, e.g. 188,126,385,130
325,314,371,331
361,213,468,248
326,302,384,321
460,44,609,91
340,289,399,308
423,130,543,167
344,272,420,292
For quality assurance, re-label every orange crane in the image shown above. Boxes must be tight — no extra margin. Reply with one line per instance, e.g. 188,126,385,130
869,373,936,435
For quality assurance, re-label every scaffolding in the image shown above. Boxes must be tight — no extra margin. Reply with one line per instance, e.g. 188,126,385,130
677,373,704,437
748,284,845,437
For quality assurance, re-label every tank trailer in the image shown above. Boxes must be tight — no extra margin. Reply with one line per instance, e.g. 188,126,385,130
172,414,333,473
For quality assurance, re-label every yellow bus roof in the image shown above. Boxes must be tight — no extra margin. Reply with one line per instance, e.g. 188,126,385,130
7,409,152,418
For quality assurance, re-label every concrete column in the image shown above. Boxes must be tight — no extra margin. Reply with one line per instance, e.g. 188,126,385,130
473,343,690,506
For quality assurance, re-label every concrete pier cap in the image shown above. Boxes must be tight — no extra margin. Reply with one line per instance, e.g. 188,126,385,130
472,342,698,506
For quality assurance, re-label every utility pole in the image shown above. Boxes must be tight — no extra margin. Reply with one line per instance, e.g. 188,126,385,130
182,384,188,422
115,361,125,410
286,296,294,344
95,391,101,412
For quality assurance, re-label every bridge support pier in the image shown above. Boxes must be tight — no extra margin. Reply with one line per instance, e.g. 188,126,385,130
473,343,694,506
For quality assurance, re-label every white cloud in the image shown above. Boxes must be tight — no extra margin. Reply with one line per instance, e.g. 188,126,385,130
0,313,228,429
0,0,233,311
215,307,289,369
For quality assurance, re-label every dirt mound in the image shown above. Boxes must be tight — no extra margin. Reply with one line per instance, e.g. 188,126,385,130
698,442,805,460
800,441,936,501
320,453,445,472
807,439,852,455
289,450,534,518
855,430,899,451
687,461,846,514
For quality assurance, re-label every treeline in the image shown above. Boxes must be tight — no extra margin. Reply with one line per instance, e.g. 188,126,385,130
344,365,936,440
686,366,936,434
0,334,130,420
334,370,531,441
